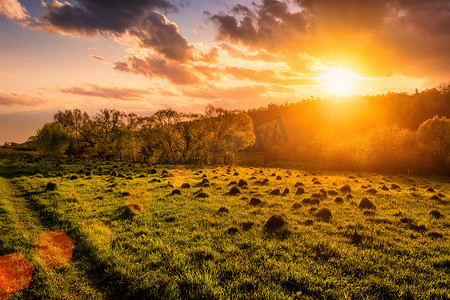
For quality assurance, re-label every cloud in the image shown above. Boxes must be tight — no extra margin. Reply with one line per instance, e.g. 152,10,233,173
58,84,154,101
126,11,193,62
206,0,450,78
206,0,308,51
114,54,200,85
30,0,193,63
33,0,175,35
219,43,279,62
22,0,197,88
197,47,220,63
0,90,47,106
0,0,28,20
225,66,316,85
89,55,108,63
192,64,223,81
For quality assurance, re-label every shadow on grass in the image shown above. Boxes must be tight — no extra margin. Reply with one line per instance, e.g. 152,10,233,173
18,187,137,299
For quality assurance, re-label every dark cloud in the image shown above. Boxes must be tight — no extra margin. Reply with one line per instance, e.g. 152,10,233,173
297,0,388,31
31,0,193,62
206,0,450,78
127,11,193,62
377,0,450,77
34,0,175,35
59,84,153,101
0,90,46,106
206,0,308,51
114,55,200,85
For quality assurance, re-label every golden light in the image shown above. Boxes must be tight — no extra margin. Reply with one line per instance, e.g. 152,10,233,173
318,67,359,96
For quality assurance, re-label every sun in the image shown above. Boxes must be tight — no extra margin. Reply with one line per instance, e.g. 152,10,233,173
318,67,359,96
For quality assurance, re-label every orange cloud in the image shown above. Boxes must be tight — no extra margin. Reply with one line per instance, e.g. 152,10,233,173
58,84,153,101
89,55,109,64
219,43,279,62
206,0,450,79
0,90,46,106
114,54,200,85
225,66,316,85
0,0,28,20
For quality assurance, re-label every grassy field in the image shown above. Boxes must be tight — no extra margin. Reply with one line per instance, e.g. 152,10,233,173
0,152,449,299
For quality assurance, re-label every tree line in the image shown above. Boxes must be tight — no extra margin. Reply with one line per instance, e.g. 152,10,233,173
247,83,450,174
30,105,255,164
18,82,449,173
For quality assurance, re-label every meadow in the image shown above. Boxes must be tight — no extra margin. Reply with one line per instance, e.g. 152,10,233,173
0,152,449,299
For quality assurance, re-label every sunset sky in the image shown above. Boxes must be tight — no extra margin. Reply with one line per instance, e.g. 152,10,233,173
1,0,449,143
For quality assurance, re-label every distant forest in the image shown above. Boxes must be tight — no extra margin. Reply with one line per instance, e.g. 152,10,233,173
247,83,450,174
3,83,449,174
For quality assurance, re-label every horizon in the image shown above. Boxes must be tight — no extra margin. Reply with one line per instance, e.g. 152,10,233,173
0,88,443,145
1,0,450,143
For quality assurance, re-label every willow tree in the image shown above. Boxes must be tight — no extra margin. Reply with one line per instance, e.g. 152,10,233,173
204,105,255,164
53,109,91,156
35,122,70,157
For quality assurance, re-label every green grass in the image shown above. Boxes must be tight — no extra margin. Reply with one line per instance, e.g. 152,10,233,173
0,152,449,299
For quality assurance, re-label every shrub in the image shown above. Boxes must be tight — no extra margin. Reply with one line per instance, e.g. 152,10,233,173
249,198,262,205
430,210,443,219
315,208,332,222
334,197,343,203
302,198,319,205
240,221,254,231
367,188,377,194
292,202,302,209
238,179,248,187
265,215,285,230
45,181,57,191
226,186,241,195
295,187,305,195
359,198,375,210
270,189,280,195
340,185,351,193
218,207,229,213
171,189,181,195
226,227,239,234
416,116,450,173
